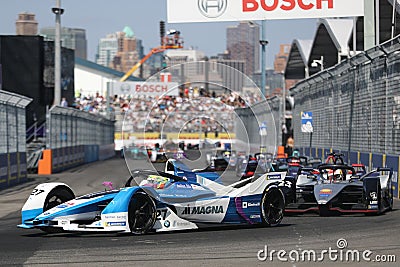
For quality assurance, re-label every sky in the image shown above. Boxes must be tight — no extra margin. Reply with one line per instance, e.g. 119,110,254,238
0,0,318,68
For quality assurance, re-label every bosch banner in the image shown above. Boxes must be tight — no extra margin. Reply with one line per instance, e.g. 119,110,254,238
111,82,179,97
167,0,364,23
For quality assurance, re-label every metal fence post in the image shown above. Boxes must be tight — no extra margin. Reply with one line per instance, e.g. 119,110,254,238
348,66,356,161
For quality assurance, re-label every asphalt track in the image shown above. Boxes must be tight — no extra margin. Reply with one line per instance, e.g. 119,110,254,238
0,157,399,266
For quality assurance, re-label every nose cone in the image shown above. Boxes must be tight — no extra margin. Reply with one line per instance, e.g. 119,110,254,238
314,184,343,205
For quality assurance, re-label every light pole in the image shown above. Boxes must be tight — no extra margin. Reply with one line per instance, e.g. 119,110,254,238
281,72,286,146
311,56,324,71
52,0,64,106
260,20,268,98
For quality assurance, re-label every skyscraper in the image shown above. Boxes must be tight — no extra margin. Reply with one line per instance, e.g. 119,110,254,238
226,21,260,78
16,12,38,36
274,44,291,73
40,27,87,59
96,33,119,68
96,27,144,74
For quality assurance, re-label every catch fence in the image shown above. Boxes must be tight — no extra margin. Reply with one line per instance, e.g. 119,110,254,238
0,90,31,189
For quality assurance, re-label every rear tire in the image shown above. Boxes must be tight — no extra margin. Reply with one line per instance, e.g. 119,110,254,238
128,192,156,235
261,187,285,227
41,187,74,233
387,179,393,211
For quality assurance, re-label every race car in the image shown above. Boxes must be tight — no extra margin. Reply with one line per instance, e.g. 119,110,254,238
18,169,289,234
164,158,220,182
284,164,393,216
324,152,346,165
236,155,259,180
206,148,231,171
122,145,148,160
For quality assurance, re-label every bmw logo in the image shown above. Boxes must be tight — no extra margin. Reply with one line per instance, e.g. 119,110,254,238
164,220,170,228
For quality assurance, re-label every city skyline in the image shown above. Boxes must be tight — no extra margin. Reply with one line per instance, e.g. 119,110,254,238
0,1,317,68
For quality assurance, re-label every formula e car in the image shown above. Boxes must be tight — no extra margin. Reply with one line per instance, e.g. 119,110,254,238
236,155,259,180
18,169,290,234
164,159,220,182
284,164,393,216
206,148,231,171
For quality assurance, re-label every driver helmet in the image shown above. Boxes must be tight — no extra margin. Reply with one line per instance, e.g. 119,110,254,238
333,169,344,181
292,150,301,157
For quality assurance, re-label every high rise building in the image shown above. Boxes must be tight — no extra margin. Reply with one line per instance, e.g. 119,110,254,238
274,44,291,73
96,33,119,68
16,12,38,36
226,21,260,77
96,27,144,74
210,52,246,92
40,27,87,59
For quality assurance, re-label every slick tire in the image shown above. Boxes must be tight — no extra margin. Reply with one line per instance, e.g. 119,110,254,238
128,192,157,235
41,187,75,233
261,187,285,227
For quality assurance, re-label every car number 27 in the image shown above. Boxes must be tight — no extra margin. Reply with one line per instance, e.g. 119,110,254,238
156,209,168,220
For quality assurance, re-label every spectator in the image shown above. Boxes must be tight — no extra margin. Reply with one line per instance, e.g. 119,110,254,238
61,97,68,107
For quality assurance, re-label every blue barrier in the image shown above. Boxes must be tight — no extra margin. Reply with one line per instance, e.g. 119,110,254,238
385,155,399,199
99,144,115,161
360,153,370,170
18,152,27,184
52,148,60,173
316,148,323,159
84,145,99,163
9,153,18,186
371,153,383,170
304,147,310,157
349,151,358,165
0,154,8,189
49,144,112,173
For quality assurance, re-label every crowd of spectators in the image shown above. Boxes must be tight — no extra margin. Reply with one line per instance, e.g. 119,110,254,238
72,88,262,134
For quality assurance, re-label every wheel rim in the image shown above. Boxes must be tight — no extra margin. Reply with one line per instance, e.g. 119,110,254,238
47,196,62,209
128,193,156,234
262,188,284,226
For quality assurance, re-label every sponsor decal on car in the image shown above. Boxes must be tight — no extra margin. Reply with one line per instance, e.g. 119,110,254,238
242,202,260,208
319,188,332,197
106,221,126,227
164,220,170,228
267,174,282,180
370,192,378,201
181,205,224,215
59,220,70,226
173,221,192,227
104,215,127,220
176,183,192,189
191,184,206,191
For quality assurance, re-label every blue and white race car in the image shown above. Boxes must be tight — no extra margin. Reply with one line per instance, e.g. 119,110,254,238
18,169,290,234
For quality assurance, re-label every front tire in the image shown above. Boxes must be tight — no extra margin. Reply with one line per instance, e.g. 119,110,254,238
128,192,156,235
41,187,74,233
261,187,285,226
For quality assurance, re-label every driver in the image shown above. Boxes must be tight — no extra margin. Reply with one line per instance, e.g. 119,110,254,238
331,169,344,182
139,175,171,189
